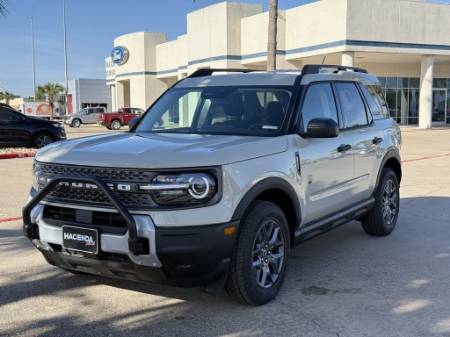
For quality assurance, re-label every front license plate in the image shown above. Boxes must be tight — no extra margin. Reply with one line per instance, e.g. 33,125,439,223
62,226,99,254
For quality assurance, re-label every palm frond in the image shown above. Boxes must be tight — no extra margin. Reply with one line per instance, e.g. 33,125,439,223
0,0,8,17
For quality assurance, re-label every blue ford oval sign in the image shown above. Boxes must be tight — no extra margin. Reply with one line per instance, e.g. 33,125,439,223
111,46,129,65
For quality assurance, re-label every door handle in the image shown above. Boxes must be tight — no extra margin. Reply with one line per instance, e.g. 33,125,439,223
337,144,352,152
372,136,383,145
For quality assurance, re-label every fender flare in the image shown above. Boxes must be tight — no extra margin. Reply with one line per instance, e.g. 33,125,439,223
231,177,301,226
375,148,402,190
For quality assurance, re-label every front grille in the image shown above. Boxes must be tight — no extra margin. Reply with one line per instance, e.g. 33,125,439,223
39,164,153,182
38,163,156,209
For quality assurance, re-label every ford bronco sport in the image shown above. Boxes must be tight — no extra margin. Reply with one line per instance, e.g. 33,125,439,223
23,65,401,305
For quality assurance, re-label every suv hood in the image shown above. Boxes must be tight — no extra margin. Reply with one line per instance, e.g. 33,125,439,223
36,132,288,168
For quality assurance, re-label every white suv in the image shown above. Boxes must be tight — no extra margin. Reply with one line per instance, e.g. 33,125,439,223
23,65,401,305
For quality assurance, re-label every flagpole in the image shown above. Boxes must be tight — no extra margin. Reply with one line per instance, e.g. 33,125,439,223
30,17,37,98
62,0,69,115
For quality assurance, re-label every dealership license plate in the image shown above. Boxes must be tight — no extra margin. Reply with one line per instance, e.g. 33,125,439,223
62,226,99,254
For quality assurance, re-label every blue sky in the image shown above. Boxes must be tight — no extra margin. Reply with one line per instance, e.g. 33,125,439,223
1,0,449,97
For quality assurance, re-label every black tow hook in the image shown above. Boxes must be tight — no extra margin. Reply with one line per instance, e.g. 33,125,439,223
22,175,148,255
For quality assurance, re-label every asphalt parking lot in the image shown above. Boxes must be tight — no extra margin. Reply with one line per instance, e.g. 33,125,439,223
1,126,450,337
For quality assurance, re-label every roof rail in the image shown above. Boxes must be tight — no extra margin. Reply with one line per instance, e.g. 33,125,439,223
302,64,368,75
188,68,258,78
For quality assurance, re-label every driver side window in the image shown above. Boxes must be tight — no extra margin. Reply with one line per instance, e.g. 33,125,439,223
301,83,338,131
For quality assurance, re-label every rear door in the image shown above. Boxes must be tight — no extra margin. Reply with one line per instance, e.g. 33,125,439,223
297,82,356,223
334,82,379,201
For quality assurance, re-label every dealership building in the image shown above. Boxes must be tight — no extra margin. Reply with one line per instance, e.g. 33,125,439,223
105,0,450,128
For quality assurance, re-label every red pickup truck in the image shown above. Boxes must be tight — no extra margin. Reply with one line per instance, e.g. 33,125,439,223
97,107,145,130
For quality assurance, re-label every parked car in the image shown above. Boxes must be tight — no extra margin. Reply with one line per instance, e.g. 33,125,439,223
97,107,145,130
24,66,402,305
65,107,106,128
0,103,66,148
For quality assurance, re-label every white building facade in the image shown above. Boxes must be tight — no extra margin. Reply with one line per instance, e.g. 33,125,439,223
106,0,450,128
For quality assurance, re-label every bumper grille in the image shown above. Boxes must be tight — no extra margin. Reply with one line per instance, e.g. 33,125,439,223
43,205,128,234
38,163,156,209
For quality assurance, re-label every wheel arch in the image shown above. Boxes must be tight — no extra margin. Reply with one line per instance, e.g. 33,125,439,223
376,149,402,189
232,177,301,243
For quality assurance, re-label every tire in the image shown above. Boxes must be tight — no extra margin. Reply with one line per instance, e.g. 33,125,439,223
110,120,121,130
71,119,81,128
32,132,54,149
361,168,400,236
225,200,290,305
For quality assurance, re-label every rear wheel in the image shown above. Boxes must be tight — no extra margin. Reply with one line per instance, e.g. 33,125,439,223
110,120,121,130
226,200,290,305
32,132,54,148
361,168,400,236
71,119,81,128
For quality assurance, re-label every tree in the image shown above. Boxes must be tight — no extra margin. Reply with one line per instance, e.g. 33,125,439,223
36,82,65,114
0,90,18,105
35,86,46,100
0,0,7,16
267,0,278,71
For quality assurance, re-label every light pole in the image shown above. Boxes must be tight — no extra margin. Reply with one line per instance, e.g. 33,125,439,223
30,17,37,98
62,0,69,115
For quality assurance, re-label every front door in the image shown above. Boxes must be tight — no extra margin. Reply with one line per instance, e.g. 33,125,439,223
432,89,447,125
297,82,355,224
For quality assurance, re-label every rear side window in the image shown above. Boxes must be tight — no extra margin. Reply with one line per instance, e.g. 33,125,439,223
0,107,22,123
335,82,368,128
361,84,389,118
301,83,338,129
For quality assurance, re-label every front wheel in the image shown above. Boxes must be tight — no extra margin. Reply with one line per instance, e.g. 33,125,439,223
32,132,54,148
361,168,400,236
226,200,290,305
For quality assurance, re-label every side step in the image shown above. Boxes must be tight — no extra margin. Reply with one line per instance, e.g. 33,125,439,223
294,198,375,244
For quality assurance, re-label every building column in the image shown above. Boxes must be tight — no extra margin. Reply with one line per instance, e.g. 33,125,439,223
115,81,124,110
419,56,434,129
110,85,116,111
341,52,355,67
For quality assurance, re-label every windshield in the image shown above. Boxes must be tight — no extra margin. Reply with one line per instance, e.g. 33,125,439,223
136,86,292,136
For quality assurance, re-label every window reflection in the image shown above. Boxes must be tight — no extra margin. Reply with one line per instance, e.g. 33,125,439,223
377,76,449,125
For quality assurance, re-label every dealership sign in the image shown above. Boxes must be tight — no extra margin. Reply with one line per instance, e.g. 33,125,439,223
111,46,129,65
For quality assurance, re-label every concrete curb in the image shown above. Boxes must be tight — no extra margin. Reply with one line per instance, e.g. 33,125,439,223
0,152,36,160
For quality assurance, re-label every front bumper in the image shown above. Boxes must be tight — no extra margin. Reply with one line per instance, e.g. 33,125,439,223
29,206,237,286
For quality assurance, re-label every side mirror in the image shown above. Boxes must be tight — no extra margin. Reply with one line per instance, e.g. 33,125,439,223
128,116,140,130
306,118,339,138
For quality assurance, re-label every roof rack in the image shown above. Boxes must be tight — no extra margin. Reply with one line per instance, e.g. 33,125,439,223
188,68,258,78
302,64,368,75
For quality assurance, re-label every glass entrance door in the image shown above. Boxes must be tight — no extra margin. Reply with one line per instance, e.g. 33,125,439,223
432,89,447,124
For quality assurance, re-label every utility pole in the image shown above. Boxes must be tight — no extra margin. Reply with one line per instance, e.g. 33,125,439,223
62,0,69,115
30,17,37,98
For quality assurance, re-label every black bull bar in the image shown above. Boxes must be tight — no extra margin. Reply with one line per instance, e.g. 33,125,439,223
22,176,148,255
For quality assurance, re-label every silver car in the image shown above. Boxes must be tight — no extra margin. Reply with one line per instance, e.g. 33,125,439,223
24,65,401,305
65,107,106,127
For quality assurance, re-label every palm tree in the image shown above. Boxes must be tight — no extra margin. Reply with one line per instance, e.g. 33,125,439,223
0,90,18,105
0,0,7,16
36,82,65,115
267,0,278,71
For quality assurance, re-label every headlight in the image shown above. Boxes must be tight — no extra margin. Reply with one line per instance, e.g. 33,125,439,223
32,161,41,190
32,161,49,190
141,172,217,206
